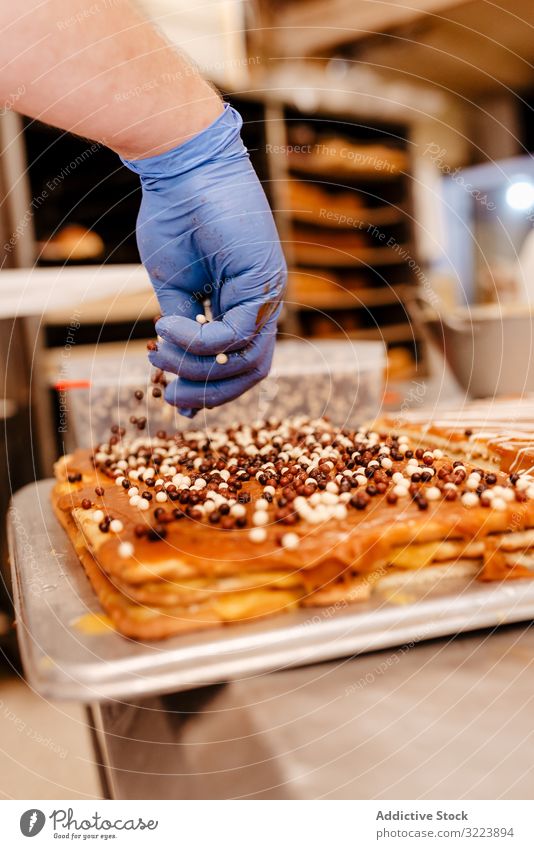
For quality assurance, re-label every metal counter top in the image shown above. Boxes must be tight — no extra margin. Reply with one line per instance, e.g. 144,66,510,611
90,621,534,799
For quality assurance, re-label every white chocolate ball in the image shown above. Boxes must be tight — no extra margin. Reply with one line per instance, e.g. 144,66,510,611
118,542,134,558
281,532,299,550
249,527,267,543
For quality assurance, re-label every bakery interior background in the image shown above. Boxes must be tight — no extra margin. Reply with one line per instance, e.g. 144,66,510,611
1,0,534,799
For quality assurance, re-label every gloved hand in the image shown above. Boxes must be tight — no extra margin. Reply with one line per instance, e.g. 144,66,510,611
121,103,286,417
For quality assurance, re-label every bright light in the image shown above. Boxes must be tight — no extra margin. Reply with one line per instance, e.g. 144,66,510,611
506,180,534,211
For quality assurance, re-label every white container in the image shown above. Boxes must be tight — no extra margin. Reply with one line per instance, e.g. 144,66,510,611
417,301,534,399
53,340,386,448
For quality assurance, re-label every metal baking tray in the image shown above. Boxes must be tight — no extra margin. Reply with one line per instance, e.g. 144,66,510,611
9,480,534,702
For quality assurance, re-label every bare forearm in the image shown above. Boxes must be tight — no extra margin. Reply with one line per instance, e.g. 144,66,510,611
0,0,222,158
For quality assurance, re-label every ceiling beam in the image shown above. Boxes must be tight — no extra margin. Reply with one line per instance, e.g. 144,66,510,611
271,0,472,55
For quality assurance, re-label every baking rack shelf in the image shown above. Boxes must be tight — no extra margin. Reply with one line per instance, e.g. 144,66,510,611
262,100,423,374
289,280,415,310
290,205,405,228
349,323,418,343
290,241,416,267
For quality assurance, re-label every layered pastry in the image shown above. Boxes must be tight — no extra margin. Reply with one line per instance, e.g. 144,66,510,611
375,398,534,475
53,415,534,641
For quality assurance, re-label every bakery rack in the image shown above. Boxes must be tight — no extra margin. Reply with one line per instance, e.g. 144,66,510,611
260,100,422,374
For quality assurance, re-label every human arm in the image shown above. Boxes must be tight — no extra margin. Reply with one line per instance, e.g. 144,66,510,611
0,0,222,156
0,1,286,416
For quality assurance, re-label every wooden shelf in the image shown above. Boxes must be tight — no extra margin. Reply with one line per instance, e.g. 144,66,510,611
290,205,405,228
350,324,418,343
289,282,415,310
288,144,409,182
289,163,406,183
305,324,417,343
291,241,415,267
286,178,405,229
45,289,158,326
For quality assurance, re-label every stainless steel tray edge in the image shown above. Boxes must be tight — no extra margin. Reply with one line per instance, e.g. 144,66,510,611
9,481,534,702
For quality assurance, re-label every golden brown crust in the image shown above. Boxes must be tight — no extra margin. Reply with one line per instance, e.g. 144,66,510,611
51,415,534,640
52,488,301,639
374,400,534,475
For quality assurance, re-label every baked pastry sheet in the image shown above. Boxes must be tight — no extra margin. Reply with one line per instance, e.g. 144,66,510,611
53,415,534,640
375,398,534,474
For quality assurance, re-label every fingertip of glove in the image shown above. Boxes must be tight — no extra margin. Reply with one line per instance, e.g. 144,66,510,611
163,379,198,417
154,315,171,337
178,407,198,419
147,350,160,368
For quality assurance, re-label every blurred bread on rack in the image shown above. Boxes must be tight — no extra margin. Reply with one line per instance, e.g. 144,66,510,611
288,179,363,224
38,224,104,262
288,136,408,179
291,223,370,265
288,179,406,231
288,269,344,307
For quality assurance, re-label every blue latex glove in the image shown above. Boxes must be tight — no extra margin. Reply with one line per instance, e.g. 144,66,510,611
121,103,286,417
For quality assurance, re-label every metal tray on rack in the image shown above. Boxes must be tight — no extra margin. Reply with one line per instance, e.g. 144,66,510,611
9,480,534,703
